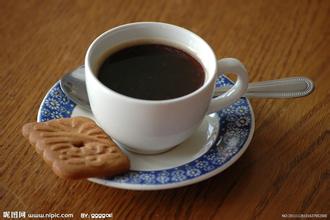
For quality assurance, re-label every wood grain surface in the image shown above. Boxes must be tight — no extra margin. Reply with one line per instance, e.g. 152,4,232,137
1,0,329,219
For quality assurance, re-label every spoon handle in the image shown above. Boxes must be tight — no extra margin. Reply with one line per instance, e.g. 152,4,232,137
214,76,314,98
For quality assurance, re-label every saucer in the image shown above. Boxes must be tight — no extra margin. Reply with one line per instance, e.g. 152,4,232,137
37,76,254,190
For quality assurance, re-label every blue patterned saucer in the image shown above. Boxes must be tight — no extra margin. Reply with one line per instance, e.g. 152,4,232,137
37,76,254,190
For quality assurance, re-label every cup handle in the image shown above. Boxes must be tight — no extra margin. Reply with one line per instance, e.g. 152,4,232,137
207,58,249,114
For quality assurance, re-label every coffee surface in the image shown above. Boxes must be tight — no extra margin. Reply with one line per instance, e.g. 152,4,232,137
97,44,204,100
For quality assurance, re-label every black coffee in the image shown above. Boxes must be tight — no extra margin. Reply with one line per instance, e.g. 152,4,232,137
97,44,205,100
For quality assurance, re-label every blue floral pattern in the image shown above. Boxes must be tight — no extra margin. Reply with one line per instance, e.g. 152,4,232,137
39,84,75,122
38,76,252,186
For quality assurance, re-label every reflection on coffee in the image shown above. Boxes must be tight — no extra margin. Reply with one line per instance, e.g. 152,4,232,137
97,44,205,100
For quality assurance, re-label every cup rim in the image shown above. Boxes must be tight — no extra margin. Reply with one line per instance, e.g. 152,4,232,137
85,22,217,105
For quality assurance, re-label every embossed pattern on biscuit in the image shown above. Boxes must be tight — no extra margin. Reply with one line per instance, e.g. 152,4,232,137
22,117,130,179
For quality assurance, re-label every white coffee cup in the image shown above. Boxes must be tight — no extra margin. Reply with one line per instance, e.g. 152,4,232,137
85,22,248,154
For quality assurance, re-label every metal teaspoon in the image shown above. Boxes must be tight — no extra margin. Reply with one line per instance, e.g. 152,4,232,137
60,65,314,112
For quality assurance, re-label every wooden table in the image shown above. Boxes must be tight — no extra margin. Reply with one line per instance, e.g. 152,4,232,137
1,0,329,219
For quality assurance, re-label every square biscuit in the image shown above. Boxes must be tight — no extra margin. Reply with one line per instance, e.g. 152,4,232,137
22,117,130,179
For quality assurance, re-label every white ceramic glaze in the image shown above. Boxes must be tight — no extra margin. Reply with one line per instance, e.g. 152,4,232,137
37,78,254,190
85,22,249,154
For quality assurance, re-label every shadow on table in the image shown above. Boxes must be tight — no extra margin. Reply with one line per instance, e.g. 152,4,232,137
107,146,257,217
